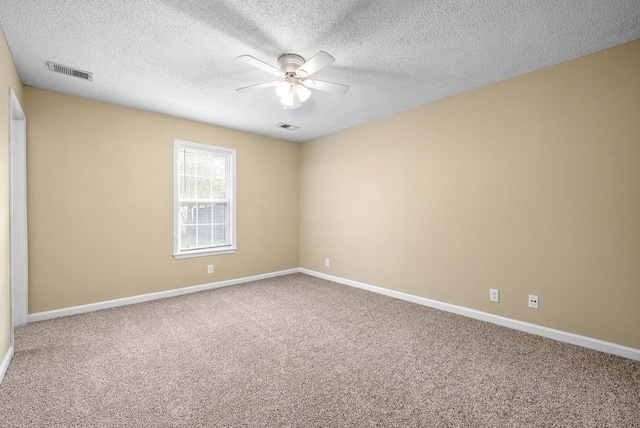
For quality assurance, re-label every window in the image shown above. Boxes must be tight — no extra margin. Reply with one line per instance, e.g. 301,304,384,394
173,140,236,259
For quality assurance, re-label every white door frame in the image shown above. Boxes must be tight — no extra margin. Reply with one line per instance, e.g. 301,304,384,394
9,88,27,337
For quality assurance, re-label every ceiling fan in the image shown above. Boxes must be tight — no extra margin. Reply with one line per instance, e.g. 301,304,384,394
236,51,349,109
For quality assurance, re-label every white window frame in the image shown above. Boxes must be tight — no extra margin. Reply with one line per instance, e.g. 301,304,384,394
173,140,237,259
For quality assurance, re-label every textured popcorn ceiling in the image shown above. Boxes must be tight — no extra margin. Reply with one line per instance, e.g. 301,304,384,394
1,1,639,142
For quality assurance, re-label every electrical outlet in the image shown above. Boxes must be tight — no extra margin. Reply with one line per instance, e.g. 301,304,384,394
207,264,214,274
490,289,499,302
528,295,538,309
325,258,330,267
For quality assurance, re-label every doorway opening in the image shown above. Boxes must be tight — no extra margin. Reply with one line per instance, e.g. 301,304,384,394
9,88,27,338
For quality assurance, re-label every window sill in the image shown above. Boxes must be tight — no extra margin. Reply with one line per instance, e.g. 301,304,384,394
173,247,237,259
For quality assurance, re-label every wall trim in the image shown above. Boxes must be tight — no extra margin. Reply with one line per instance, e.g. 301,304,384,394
0,346,14,384
27,268,299,323
300,269,640,362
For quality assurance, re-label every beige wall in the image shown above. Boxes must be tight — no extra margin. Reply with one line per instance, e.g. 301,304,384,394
16,38,640,351
25,88,299,313
0,29,24,358
300,40,640,349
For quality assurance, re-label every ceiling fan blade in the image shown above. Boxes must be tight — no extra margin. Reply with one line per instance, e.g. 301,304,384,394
236,81,278,93
297,51,335,77
303,79,350,95
237,55,285,77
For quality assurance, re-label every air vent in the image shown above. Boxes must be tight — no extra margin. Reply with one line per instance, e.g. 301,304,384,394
275,122,300,131
46,61,93,81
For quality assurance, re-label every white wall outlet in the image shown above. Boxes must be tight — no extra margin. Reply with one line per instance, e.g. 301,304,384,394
207,264,214,274
528,295,539,309
490,289,499,302
325,258,330,267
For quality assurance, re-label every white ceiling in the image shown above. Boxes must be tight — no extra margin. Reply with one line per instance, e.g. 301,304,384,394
1,1,639,143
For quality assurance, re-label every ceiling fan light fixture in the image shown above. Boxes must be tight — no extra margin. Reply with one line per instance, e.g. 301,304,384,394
280,94,293,106
281,90,302,109
291,92,302,109
280,87,295,106
275,81,291,99
296,84,311,102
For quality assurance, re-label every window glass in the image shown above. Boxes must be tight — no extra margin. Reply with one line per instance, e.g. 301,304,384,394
173,140,236,258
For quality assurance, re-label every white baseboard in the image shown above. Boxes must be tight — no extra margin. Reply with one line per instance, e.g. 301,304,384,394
27,268,299,323
300,269,640,362
0,345,14,384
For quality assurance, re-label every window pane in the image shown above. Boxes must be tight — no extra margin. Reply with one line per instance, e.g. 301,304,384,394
180,225,197,249
184,151,196,175
180,175,196,199
197,177,212,199
213,203,227,224
196,203,213,225
179,203,196,225
197,153,213,176
212,225,225,245
179,202,228,250
179,145,197,197
212,203,227,245
178,150,185,177
197,225,213,247
212,157,226,199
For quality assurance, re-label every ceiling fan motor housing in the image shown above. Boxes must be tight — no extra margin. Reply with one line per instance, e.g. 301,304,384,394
278,54,306,75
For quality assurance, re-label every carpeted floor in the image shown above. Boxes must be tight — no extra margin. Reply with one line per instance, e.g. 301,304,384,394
0,273,638,427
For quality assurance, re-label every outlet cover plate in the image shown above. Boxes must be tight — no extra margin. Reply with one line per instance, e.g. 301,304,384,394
490,289,499,302
528,294,539,309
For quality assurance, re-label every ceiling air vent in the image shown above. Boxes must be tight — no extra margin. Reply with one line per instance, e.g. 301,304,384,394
275,122,300,131
46,61,93,81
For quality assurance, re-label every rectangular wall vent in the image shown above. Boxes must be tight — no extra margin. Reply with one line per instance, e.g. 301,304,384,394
46,61,93,81
275,122,299,131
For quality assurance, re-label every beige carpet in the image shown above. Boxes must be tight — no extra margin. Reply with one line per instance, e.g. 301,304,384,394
0,273,638,427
